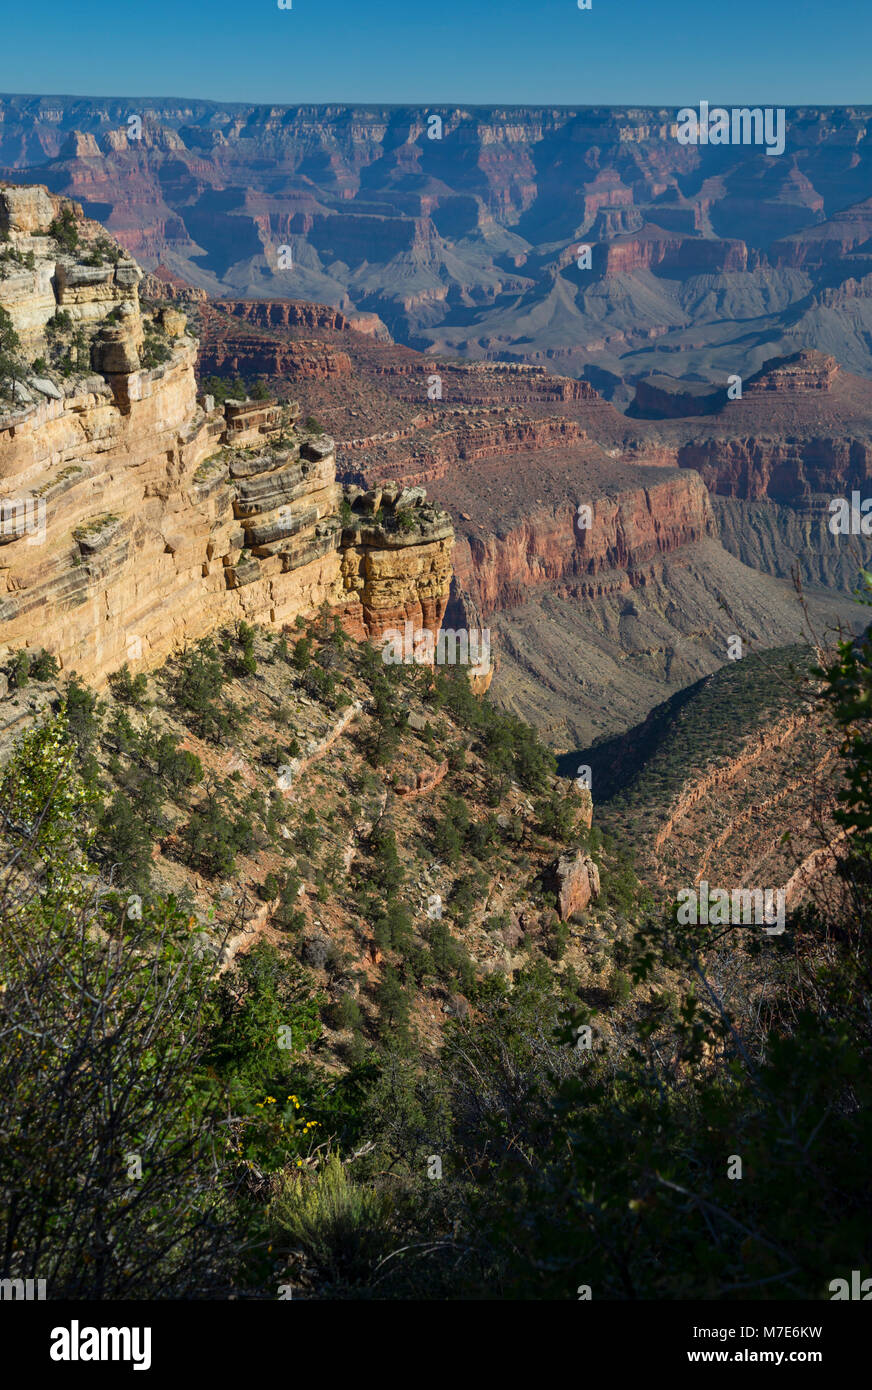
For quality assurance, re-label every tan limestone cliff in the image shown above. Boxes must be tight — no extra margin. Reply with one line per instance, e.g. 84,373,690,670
0,185,454,685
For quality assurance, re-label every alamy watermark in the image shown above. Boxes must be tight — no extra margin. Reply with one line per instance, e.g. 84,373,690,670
829,1270,872,1300
0,1277,46,1300
676,101,785,157
50,1322,151,1370
676,881,786,934
381,623,490,677
828,492,872,535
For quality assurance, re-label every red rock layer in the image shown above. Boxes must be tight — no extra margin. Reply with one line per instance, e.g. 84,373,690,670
452,474,715,617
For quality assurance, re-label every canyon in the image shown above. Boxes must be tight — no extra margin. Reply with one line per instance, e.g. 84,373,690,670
6,100,872,396
0,179,866,889
580,642,847,929
182,292,868,749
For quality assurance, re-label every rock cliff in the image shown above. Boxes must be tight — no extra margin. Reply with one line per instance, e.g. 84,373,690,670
176,292,864,746
0,186,453,685
451,473,716,615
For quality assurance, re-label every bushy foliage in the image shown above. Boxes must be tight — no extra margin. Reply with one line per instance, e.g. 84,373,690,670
0,716,239,1297
2,620,868,1303
267,1153,395,1290
164,638,237,741
108,662,149,706
49,205,79,253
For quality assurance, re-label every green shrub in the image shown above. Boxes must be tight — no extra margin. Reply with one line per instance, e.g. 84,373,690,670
165,640,235,742
261,871,282,902
268,1153,394,1287
233,620,258,676
49,206,79,253
7,649,30,689
328,993,364,1032
96,791,158,891
153,734,203,796
140,333,172,369
45,310,73,336
108,663,149,706
373,965,412,1040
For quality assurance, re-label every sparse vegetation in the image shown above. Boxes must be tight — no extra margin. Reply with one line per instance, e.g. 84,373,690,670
0,613,868,1308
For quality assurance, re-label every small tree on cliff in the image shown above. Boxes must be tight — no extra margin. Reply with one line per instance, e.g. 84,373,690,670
0,305,21,399
48,204,79,254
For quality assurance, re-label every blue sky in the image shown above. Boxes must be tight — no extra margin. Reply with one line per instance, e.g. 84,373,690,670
3,0,870,106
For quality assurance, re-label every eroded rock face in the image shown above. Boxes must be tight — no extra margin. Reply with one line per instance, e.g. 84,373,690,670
0,184,56,236
744,350,838,394
451,473,715,616
394,759,449,798
575,786,593,830
0,185,454,686
91,313,143,374
201,336,353,383
0,185,144,358
599,225,747,278
554,850,601,922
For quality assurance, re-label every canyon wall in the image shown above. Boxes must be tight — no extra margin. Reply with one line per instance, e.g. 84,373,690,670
0,186,453,686
451,473,715,616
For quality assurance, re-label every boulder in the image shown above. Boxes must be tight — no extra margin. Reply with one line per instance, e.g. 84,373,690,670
29,376,62,400
442,993,469,1021
359,487,382,515
554,849,601,922
158,306,187,338
92,321,141,375
380,481,401,505
396,486,427,509
500,917,525,950
300,434,334,462
0,185,56,236
302,934,330,969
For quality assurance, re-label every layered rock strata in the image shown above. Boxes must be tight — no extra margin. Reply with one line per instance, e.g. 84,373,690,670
0,186,453,685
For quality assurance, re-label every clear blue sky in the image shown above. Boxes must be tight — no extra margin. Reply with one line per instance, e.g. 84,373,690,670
3,0,869,107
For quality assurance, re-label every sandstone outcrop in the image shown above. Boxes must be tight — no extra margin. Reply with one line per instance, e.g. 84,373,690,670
139,269,207,304
200,334,353,384
743,349,838,395
394,758,449,798
597,225,748,278
0,186,454,686
342,412,586,489
553,849,601,922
